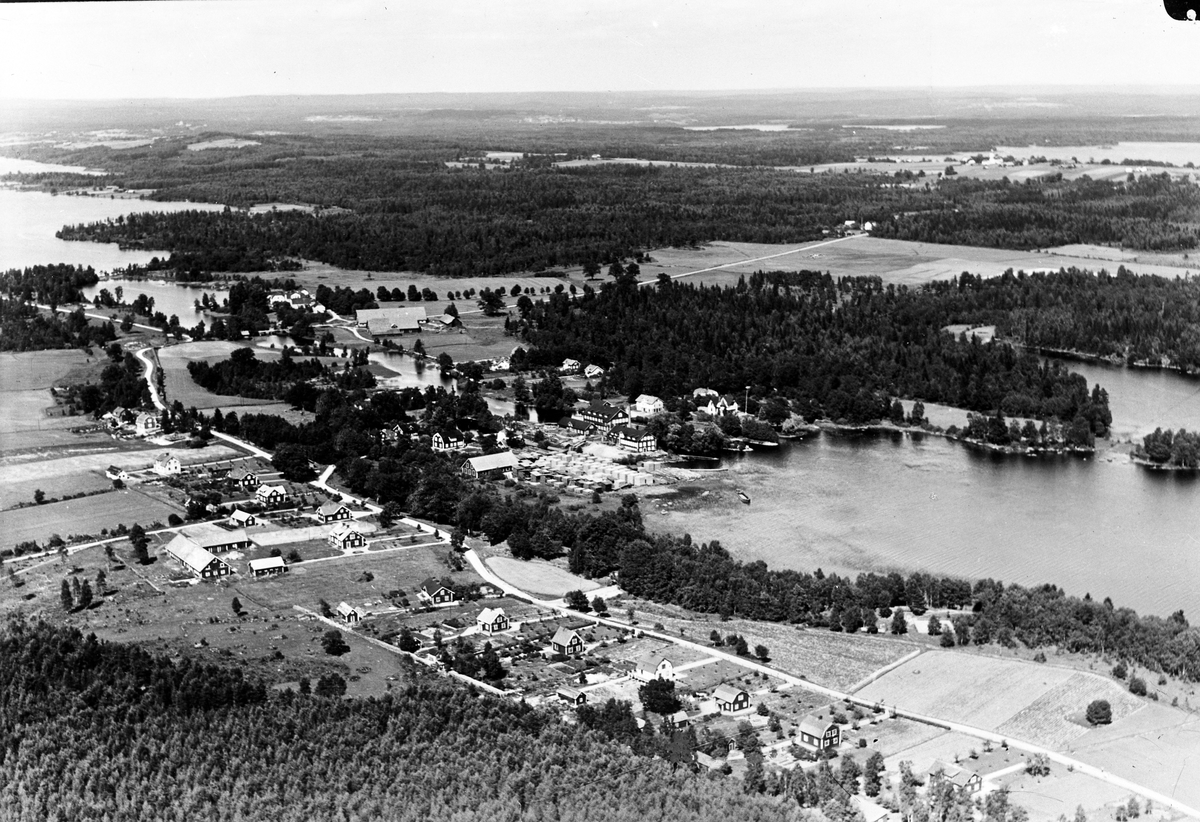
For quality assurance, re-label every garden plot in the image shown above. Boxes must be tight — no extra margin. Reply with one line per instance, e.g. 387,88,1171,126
486,557,600,598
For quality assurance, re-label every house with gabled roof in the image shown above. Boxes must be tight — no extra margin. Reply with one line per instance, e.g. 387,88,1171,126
557,686,587,706
927,761,982,794
173,522,250,554
417,577,456,605
461,451,519,481
227,465,259,489
550,627,584,656
165,537,232,580
798,711,841,750
583,364,605,380
665,710,690,728
105,465,130,482
559,416,597,434
560,358,581,374
432,428,465,452
336,601,362,624
328,522,366,551
247,556,287,578
355,306,427,337
610,424,656,453
632,654,677,683
712,684,750,713
578,400,630,432
152,453,181,476
477,607,510,634
632,394,665,419
135,412,161,437
255,484,288,506
316,500,352,524
229,508,256,527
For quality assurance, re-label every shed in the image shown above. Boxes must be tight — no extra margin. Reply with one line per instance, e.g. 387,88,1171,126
247,556,287,578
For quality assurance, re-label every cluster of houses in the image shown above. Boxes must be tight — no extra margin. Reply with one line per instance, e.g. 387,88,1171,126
560,399,657,452
101,408,162,438
559,359,606,381
267,288,320,311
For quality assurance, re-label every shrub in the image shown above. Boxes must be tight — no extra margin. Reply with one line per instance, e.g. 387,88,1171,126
1112,661,1128,680
1128,676,1147,696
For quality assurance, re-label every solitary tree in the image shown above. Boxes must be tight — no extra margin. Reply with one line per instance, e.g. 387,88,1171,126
34,489,45,505
591,595,608,614
890,609,909,635
565,590,590,612
639,678,682,715
231,597,243,615
60,579,73,612
754,644,770,662
1086,699,1112,725
321,630,350,656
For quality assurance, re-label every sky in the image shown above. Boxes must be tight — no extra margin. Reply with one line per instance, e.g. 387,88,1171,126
0,0,1197,100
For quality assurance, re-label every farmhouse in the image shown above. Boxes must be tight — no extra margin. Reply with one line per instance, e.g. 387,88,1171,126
135,412,161,437
255,484,288,506
417,578,456,605
316,500,352,524
227,466,259,489
432,428,465,452
247,556,287,578
229,508,256,527
927,761,982,794
355,306,427,337
424,313,462,329
105,466,130,481
461,451,519,481
550,627,584,656
632,394,665,418
632,655,677,683
384,422,419,444
665,710,690,728
152,453,182,476
557,686,587,706
559,358,581,374
164,537,232,580
583,364,605,380
103,407,131,429
703,395,740,416
336,601,362,624
797,713,841,750
328,522,366,551
175,522,251,554
477,607,510,634
578,400,630,431
610,424,656,452
712,684,751,713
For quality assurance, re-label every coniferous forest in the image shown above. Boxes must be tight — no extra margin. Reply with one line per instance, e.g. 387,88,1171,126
0,619,802,822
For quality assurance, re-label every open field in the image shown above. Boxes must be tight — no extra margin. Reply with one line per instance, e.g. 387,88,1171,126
407,313,518,362
0,350,113,450
157,340,284,410
856,651,1147,743
0,487,181,548
0,441,239,510
486,556,600,598
290,262,570,298
622,598,913,691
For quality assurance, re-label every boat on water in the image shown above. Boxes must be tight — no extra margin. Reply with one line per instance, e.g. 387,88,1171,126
738,491,751,505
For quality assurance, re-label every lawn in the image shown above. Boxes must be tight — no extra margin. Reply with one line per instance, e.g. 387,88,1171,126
486,556,601,598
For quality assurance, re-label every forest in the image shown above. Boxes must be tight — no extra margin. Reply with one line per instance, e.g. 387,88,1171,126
519,273,1112,435
43,136,1200,276
187,346,375,407
0,618,806,822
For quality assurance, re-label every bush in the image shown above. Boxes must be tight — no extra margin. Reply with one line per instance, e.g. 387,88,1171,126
1128,676,1147,697
1085,699,1112,725
321,630,350,656
1112,661,1128,680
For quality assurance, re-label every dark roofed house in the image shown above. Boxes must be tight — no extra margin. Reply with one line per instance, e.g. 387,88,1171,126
432,428,465,452
579,401,630,431
417,578,456,605
559,416,597,434
550,627,584,656
461,451,519,481
105,465,130,481
165,536,233,580
610,424,656,453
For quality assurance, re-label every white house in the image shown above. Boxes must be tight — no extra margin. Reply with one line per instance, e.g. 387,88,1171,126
633,655,677,683
632,394,665,419
152,453,182,476
135,412,161,437
105,465,130,482
559,358,581,374
611,424,656,453
584,364,605,380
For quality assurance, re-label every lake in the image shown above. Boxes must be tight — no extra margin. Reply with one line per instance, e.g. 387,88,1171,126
81,278,228,327
995,142,1200,167
646,429,1200,621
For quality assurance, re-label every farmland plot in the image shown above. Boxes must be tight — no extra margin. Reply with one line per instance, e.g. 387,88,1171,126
997,673,1143,748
